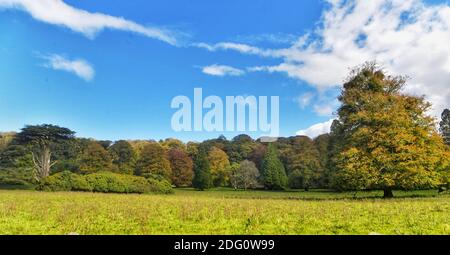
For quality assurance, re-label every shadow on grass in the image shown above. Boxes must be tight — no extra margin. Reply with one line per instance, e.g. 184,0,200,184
174,187,447,201
0,184,35,190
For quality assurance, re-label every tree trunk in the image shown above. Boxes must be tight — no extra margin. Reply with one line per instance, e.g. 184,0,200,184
383,188,394,198
32,145,53,181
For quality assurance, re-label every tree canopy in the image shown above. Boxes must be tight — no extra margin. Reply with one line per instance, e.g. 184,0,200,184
330,62,449,197
108,140,136,175
261,143,288,190
230,160,260,190
135,142,172,180
208,146,231,187
192,146,212,190
14,124,75,181
168,148,194,187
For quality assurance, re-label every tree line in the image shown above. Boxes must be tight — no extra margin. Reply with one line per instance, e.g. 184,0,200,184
0,63,449,197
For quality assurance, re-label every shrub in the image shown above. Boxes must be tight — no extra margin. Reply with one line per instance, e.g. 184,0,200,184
38,171,173,194
147,178,173,194
70,173,93,191
0,166,35,186
38,171,76,191
0,177,30,186
85,172,126,193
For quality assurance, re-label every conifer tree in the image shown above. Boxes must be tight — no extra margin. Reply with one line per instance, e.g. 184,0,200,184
261,143,288,190
192,146,211,190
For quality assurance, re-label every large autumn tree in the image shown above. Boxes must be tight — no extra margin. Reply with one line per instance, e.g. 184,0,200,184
208,146,231,187
331,62,449,198
14,124,75,181
135,142,172,180
78,141,113,174
168,148,194,187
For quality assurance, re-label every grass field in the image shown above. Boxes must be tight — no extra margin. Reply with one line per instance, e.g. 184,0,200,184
0,188,449,235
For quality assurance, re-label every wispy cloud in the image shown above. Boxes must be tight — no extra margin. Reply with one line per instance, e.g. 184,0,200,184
202,64,245,77
192,42,274,57
234,33,298,45
38,53,94,81
0,0,179,45
198,0,450,117
313,104,335,117
296,119,335,138
294,92,315,109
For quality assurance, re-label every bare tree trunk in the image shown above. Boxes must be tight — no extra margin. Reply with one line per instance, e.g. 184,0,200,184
31,145,55,182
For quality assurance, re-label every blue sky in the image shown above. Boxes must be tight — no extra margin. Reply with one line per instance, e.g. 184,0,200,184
1,0,449,141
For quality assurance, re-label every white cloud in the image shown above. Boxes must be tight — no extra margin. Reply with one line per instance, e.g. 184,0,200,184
202,64,245,77
0,0,178,45
193,42,274,57
313,104,335,116
39,54,94,81
199,0,450,117
296,119,335,138
234,33,298,45
294,92,315,109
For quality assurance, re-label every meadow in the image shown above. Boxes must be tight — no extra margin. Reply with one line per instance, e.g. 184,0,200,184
0,188,448,235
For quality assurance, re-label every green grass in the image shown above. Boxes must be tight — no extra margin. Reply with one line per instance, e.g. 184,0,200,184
0,189,448,234
174,188,444,200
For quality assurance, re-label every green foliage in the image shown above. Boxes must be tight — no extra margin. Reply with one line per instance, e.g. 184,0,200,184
192,146,211,190
147,178,174,194
186,141,199,158
168,148,193,187
0,132,15,151
38,171,88,192
330,62,450,196
0,144,35,185
160,138,186,151
227,135,256,163
135,142,172,180
14,124,75,181
261,144,288,190
38,171,173,194
208,146,231,187
2,66,448,196
96,140,113,150
78,141,113,174
108,140,136,175
201,135,230,152
51,138,90,173
14,124,75,146
313,134,331,186
128,140,152,157
280,136,323,190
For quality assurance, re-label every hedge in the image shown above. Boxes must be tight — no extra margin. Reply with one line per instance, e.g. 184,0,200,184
38,171,173,194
